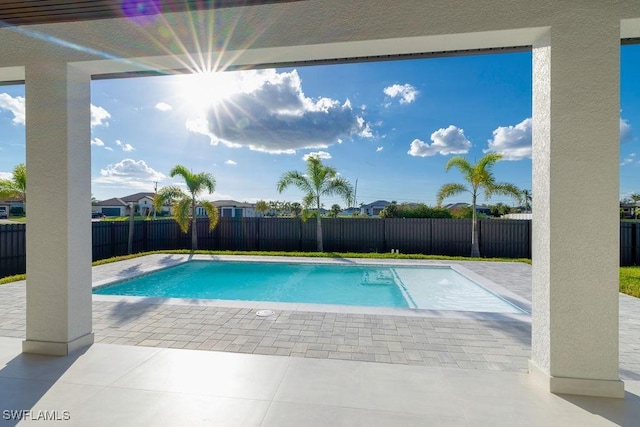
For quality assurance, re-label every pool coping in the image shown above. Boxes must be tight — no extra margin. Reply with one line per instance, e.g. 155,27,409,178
92,254,532,323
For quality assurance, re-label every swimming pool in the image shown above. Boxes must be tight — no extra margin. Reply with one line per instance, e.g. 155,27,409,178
94,261,526,314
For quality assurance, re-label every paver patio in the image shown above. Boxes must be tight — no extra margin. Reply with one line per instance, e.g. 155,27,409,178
1,254,639,380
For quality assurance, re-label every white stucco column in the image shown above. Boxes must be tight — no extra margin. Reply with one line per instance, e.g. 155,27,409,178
22,61,94,356
530,21,623,397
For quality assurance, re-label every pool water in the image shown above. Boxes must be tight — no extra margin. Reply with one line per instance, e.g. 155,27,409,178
94,261,524,313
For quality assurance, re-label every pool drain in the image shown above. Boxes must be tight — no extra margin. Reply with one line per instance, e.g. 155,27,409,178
256,309,275,317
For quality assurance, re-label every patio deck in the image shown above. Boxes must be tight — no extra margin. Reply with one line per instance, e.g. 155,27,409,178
1,255,640,425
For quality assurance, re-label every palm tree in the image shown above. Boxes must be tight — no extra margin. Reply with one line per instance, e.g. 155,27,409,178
153,165,219,251
521,189,532,212
436,153,521,257
255,200,270,217
330,204,342,218
290,202,302,218
277,156,353,252
0,163,26,213
631,193,640,219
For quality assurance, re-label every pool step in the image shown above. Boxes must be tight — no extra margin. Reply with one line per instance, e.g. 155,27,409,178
361,270,395,286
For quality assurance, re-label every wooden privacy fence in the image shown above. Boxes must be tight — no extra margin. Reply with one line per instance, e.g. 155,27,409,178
1,217,634,278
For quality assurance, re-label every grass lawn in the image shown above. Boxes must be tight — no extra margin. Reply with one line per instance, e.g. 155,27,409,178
620,267,640,298
100,216,177,221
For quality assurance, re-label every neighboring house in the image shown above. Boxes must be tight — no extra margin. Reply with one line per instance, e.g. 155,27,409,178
197,200,257,218
621,202,639,219
95,198,127,217
0,202,10,218
444,202,492,217
339,207,360,216
96,192,167,216
0,198,24,214
502,213,533,220
360,200,390,216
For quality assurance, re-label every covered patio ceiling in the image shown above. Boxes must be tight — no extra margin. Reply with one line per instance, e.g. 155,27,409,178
0,0,299,26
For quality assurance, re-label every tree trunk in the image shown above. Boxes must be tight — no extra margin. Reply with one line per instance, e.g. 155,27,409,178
471,194,480,257
316,198,323,252
191,201,198,251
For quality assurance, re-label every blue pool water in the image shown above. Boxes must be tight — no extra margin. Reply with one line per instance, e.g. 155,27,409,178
94,261,525,313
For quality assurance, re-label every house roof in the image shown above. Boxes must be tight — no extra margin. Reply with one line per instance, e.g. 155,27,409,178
96,198,126,207
120,192,155,203
361,200,390,208
97,193,155,206
444,203,469,209
212,200,255,208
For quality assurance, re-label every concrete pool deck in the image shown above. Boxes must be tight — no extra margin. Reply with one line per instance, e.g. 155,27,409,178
2,254,640,425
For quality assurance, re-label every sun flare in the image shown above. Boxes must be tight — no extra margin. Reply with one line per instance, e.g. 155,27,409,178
173,71,240,113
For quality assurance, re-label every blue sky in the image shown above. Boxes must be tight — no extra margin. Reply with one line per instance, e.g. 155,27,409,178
0,45,638,208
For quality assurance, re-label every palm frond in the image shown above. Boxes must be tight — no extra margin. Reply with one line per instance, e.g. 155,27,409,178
436,183,469,206
302,192,315,208
169,165,199,195
321,176,353,205
154,186,186,211
172,197,192,233
277,171,313,194
475,153,502,174
308,158,337,190
485,183,522,203
0,163,26,202
194,172,216,195
444,156,474,181
199,200,220,231
0,180,21,200
12,163,26,194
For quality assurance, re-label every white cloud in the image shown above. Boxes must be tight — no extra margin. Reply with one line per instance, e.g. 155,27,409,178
116,140,134,152
91,104,110,128
484,118,532,161
302,151,332,161
0,93,25,125
621,117,633,142
376,146,384,152
357,116,373,138
105,146,113,151
0,171,12,180
155,102,173,111
91,137,105,146
408,125,471,157
621,153,636,166
187,69,370,153
225,160,237,165
383,84,418,104
95,159,165,190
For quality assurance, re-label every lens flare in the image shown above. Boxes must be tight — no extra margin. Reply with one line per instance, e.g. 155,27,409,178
120,0,161,24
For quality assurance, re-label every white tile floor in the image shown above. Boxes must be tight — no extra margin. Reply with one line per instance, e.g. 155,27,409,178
3,255,640,425
1,336,639,426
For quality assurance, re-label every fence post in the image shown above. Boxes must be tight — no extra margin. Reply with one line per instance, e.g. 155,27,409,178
143,220,148,252
478,219,482,256
382,218,387,253
634,222,638,265
255,217,260,251
528,219,532,259
110,222,116,258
